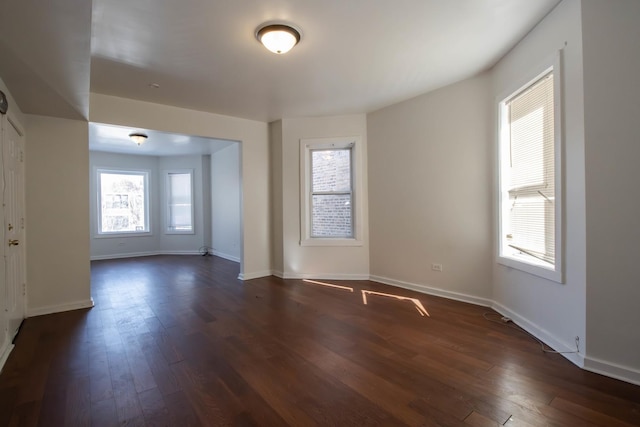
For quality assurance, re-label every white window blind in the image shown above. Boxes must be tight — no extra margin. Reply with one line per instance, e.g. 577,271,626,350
167,172,193,232
505,71,555,265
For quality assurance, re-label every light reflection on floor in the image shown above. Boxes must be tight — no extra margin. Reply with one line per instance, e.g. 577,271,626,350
361,290,430,317
300,279,429,317
302,279,354,292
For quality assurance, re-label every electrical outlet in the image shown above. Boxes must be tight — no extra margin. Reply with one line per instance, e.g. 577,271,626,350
431,263,443,272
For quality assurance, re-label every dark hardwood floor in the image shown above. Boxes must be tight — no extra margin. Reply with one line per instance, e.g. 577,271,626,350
1,255,639,426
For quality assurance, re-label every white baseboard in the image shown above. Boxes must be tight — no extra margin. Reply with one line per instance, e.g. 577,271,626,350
584,355,640,386
370,275,492,307
492,303,639,386
0,342,14,374
91,251,160,261
92,251,242,262
91,250,204,261
491,302,584,368
211,250,240,263
161,250,202,256
27,298,95,318
279,272,370,280
238,270,272,281
272,270,371,281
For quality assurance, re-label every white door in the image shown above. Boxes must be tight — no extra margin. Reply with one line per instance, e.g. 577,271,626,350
2,115,25,340
0,117,7,358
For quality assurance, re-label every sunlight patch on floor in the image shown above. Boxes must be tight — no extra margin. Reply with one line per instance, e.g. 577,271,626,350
361,290,430,317
302,279,354,292
300,279,429,317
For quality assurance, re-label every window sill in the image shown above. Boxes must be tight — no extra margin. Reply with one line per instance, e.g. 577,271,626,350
497,254,563,283
95,232,152,239
300,238,363,247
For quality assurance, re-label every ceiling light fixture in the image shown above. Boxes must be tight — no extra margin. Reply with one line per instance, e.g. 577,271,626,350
255,23,301,54
129,133,148,146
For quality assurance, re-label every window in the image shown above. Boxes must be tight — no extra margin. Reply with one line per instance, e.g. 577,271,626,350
498,54,563,282
97,169,150,235
300,137,363,246
311,148,353,237
165,170,194,234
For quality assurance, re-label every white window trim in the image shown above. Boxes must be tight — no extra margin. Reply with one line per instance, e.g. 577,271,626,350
164,169,195,235
96,167,151,238
497,50,564,283
300,136,363,247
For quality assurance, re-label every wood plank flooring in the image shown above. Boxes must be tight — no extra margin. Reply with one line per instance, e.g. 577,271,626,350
1,255,639,426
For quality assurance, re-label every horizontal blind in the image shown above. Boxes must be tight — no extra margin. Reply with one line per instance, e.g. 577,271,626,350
507,72,555,264
168,172,192,230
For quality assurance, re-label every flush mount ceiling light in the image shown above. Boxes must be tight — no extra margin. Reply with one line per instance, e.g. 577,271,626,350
255,23,301,54
129,133,148,146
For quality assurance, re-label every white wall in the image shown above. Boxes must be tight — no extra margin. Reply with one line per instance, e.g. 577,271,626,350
89,94,271,279
211,144,241,262
0,78,26,127
25,115,93,316
274,115,369,279
269,121,284,273
367,74,493,304
491,0,587,364
582,0,640,382
89,152,161,258
202,155,212,248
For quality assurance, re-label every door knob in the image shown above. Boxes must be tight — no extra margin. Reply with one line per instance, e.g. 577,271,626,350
8,239,19,246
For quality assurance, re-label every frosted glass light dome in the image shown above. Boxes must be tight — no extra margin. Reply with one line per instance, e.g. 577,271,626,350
256,24,301,54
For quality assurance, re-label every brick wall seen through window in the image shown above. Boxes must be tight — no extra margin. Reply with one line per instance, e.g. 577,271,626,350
311,149,353,237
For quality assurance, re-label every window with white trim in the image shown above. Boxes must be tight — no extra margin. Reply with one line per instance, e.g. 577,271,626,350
300,137,362,246
97,169,150,235
165,170,194,234
498,55,563,282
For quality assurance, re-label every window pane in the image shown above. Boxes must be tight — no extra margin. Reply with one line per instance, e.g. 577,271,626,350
169,173,191,204
169,205,192,230
507,192,554,263
168,172,193,232
501,70,556,267
100,173,147,233
311,149,351,192
311,194,352,238
508,74,555,191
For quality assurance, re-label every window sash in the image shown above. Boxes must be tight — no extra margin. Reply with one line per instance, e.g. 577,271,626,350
504,71,555,265
97,169,150,235
300,138,362,246
309,147,354,239
497,52,564,284
165,170,194,234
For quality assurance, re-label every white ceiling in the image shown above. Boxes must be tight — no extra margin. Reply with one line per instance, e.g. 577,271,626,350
0,0,91,120
1,0,561,134
89,123,235,157
90,0,561,123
